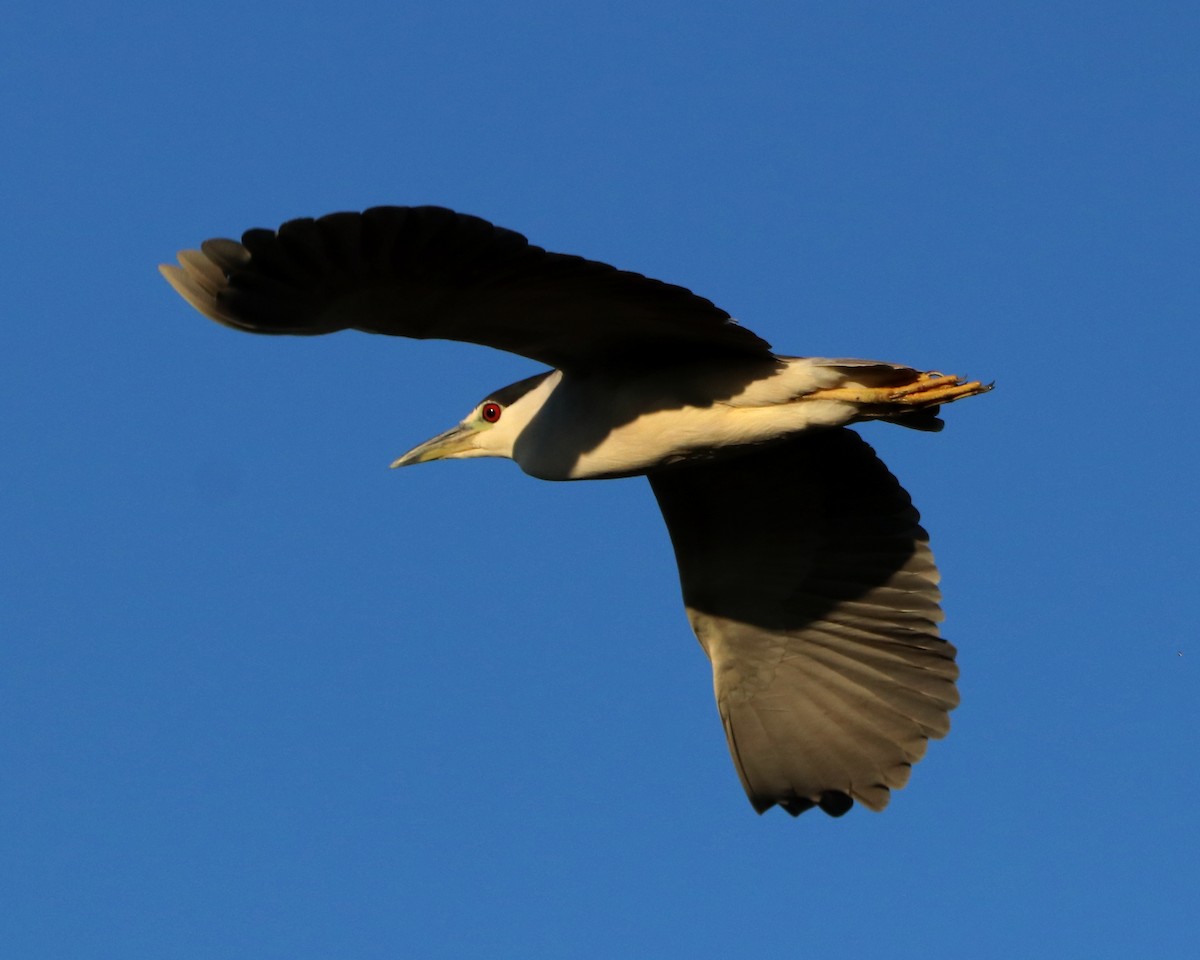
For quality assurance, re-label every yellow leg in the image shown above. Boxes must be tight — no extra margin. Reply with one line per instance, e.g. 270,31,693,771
810,371,992,409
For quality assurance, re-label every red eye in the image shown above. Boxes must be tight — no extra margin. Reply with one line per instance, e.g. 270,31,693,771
481,402,502,423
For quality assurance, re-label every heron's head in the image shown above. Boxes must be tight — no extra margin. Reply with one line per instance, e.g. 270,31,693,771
390,371,558,468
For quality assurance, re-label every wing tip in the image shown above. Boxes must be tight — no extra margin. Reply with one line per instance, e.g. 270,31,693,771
158,257,237,326
757,789,859,818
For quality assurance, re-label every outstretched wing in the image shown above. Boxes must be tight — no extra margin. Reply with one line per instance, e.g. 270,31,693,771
648,428,958,817
160,206,773,370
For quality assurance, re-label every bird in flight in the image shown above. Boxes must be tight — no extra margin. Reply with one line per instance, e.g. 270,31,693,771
161,206,989,818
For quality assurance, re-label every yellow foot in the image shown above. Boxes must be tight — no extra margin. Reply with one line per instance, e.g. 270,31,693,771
811,371,992,409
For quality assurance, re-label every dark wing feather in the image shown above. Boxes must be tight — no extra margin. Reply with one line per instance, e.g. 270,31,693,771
648,428,958,817
160,206,772,370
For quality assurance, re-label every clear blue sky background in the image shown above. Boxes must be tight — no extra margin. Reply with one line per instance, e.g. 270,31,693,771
3,2,1196,957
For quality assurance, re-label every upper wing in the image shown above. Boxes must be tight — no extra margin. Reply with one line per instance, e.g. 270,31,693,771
648,428,958,817
159,206,773,371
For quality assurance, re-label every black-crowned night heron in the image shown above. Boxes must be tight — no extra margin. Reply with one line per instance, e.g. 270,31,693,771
161,206,990,818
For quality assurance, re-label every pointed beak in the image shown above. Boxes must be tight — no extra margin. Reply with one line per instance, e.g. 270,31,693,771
390,422,481,468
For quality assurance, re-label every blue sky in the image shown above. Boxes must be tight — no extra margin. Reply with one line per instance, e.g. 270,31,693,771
3,1,1197,956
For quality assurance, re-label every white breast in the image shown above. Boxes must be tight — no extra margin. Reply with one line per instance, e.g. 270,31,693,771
512,359,860,481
